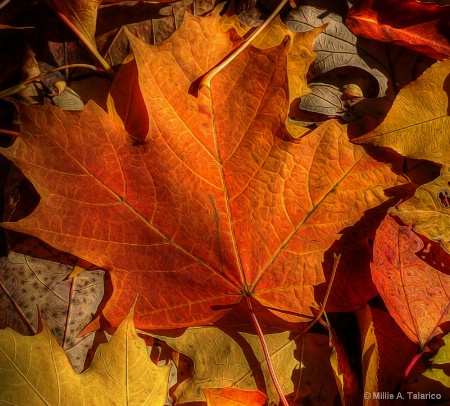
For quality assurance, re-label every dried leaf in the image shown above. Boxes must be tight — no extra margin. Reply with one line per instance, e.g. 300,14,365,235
0,252,104,372
285,5,388,95
49,0,170,50
372,215,450,346
346,0,450,60
354,59,450,165
284,5,433,123
146,327,339,405
97,0,217,66
0,305,171,405
0,11,407,330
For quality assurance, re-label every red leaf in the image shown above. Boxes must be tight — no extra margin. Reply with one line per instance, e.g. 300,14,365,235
372,215,450,347
345,0,450,59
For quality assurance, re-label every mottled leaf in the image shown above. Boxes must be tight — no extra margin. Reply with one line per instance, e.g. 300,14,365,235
0,252,104,372
372,215,450,346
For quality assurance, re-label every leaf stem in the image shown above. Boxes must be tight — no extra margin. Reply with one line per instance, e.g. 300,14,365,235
44,0,115,79
403,349,425,379
200,0,289,89
245,295,289,406
0,128,20,137
0,64,106,100
301,253,340,335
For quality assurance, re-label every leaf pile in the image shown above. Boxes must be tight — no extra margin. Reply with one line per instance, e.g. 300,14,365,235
1,0,450,404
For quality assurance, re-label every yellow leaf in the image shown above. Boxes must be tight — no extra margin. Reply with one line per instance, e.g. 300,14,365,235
142,327,339,405
354,59,450,166
0,306,170,405
423,333,450,387
354,59,450,251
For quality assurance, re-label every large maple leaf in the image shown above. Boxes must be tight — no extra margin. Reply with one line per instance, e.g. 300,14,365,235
0,11,405,330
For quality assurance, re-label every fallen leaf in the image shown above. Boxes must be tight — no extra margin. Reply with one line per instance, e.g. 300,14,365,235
371,215,450,347
48,0,169,51
354,59,450,165
357,305,417,403
285,5,388,95
346,0,450,60
145,326,339,405
204,387,267,406
0,304,171,405
284,5,433,123
354,59,450,252
97,0,217,66
0,11,407,330
0,252,104,372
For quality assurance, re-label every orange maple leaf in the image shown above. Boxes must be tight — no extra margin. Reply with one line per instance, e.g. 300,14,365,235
0,12,406,330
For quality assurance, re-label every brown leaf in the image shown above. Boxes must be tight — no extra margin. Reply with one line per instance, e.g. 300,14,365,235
285,5,433,124
0,252,104,372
